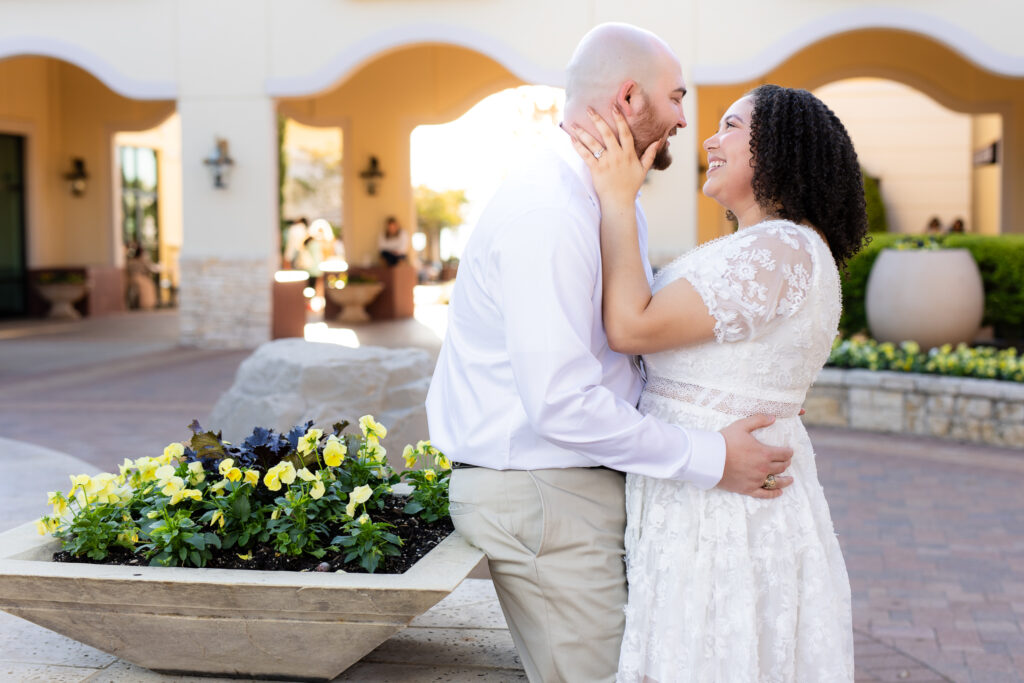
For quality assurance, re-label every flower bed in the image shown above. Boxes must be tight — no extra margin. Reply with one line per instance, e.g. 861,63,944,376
38,415,453,573
829,339,1023,383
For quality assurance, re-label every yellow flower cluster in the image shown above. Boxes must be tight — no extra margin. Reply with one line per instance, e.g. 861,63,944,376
402,439,451,471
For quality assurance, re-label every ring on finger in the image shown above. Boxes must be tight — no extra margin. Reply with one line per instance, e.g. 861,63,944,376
762,474,777,490
593,148,604,160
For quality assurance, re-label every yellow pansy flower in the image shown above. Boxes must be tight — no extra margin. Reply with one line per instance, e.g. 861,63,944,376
358,415,387,441
160,476,185,497
187,461,206,484
310,479,325,500
210,509,225,528
236,552,252,560
219,458,242,482
434,454,451,470
357,514,371,526
298,428,323,456
118,458,134,477
297,467,316,482
323,437,347,467
169,488,201,506
162,442,184,463
243,469,260,486
271,509,281,520
263,462,297,491
415,439,431,451
155,464,177,481
364,442,386,464
402,445,418,469
264,470,282,492
36,518,48,535
134,457,160,482
208,479,229,495
69,474,91,495
423,468,437,482
345,484,373,517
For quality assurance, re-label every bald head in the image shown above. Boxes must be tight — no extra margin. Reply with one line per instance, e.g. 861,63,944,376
563,23,687,171
565,23,677,107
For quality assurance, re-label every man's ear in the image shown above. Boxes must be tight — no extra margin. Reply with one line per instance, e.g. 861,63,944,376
615,80,640,117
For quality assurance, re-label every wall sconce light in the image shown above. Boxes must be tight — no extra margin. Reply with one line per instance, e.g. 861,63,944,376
203,138,235,189
359,156,384,196
64,158,88,197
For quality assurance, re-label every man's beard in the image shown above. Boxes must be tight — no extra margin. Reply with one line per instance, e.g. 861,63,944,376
631,104,673,171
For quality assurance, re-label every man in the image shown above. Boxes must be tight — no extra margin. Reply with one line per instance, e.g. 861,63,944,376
425,23,794,682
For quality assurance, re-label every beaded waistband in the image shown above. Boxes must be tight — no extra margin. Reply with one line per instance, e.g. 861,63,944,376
643,376,802,419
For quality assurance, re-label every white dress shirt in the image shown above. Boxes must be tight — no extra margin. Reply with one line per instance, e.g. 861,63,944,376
425,130,725,486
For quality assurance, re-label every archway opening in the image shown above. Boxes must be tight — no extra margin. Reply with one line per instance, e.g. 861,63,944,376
0,55,175,317
409,84,564,271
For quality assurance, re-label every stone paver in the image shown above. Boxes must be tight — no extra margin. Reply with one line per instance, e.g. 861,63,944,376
0,310,1021,682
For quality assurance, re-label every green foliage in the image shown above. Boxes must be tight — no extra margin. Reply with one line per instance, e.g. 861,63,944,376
862,170,889,234
829,338,1024,382
414,185,468,234
331,517,402,574
839,233,1024,341
139,507,221,568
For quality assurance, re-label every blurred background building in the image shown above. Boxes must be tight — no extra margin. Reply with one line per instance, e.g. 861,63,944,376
0,1,1020,346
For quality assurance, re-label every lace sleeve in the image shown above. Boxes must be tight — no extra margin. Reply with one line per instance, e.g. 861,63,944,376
677,222,816,343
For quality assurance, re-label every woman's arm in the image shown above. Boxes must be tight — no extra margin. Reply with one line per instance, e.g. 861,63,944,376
570,108,717,355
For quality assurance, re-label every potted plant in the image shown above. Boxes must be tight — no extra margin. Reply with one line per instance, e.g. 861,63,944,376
865,236,985,350
33,270,89,320
0,416,482,681
324,272,384,323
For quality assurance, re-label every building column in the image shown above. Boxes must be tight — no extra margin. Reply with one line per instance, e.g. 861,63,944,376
177,96,277,348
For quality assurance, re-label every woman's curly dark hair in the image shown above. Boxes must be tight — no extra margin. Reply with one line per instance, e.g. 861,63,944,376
748,84,868,268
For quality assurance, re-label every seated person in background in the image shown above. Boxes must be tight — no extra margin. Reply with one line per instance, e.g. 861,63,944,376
949,217,966,234
378,216,409,266
925,216,942,235
283,217,309,269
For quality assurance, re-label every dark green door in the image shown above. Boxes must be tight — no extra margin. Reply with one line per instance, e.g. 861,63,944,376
0,134,26,316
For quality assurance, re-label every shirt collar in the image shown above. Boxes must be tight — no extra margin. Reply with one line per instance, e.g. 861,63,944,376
551,124,644,207
551,124,599,209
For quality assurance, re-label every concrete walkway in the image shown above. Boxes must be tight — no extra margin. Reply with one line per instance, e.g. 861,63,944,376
0,310,1021,682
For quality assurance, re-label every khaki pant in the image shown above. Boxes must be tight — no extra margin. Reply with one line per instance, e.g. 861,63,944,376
449,467,627,683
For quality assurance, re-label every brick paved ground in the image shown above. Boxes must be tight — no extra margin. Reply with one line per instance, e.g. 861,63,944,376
0,310,1021,682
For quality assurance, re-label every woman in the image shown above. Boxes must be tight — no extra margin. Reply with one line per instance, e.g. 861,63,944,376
571,85,866,681
378,216,409,266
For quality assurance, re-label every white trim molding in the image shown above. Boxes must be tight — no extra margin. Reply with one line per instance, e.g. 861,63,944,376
266,22,564,98
0,37,176,100
693,8,1024,85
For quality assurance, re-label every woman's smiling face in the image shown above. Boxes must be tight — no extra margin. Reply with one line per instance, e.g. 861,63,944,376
702,95,757,220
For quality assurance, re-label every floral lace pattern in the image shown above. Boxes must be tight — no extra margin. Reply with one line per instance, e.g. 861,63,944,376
617,220,853,682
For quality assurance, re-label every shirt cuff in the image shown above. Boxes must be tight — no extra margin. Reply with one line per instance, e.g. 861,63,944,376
677,428,726,489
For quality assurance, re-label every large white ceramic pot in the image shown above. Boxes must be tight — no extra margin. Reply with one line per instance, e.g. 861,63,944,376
325,281,385,323
0,521,483,681
35,282,89,319
866,248,984,350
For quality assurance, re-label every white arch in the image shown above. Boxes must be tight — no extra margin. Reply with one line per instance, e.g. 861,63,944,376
0,36,176,100
692,7,1024,85
265,23,564,98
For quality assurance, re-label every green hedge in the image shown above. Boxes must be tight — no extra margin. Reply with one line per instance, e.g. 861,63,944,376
839,233,1024,342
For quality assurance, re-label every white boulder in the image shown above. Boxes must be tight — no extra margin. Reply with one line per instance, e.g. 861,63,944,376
209,339,434,467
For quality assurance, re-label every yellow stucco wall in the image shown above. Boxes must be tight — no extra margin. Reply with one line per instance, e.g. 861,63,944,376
279,44,522,265
0,57,174,268
695,29,1024,243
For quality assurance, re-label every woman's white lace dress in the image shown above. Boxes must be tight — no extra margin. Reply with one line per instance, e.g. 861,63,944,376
617,220,853,683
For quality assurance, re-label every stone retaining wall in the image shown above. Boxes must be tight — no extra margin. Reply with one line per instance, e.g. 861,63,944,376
804,368,1024,448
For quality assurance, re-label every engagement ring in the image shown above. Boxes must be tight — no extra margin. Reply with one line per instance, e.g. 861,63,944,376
593,148,604,160
762,474,777,490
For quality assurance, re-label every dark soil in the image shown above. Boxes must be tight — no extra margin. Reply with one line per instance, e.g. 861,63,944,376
53,497,454,574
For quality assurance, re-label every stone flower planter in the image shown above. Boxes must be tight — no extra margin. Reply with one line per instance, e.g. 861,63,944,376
325,281,385,323
0,521,483,681
35,281,89,319
866,248,984,350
